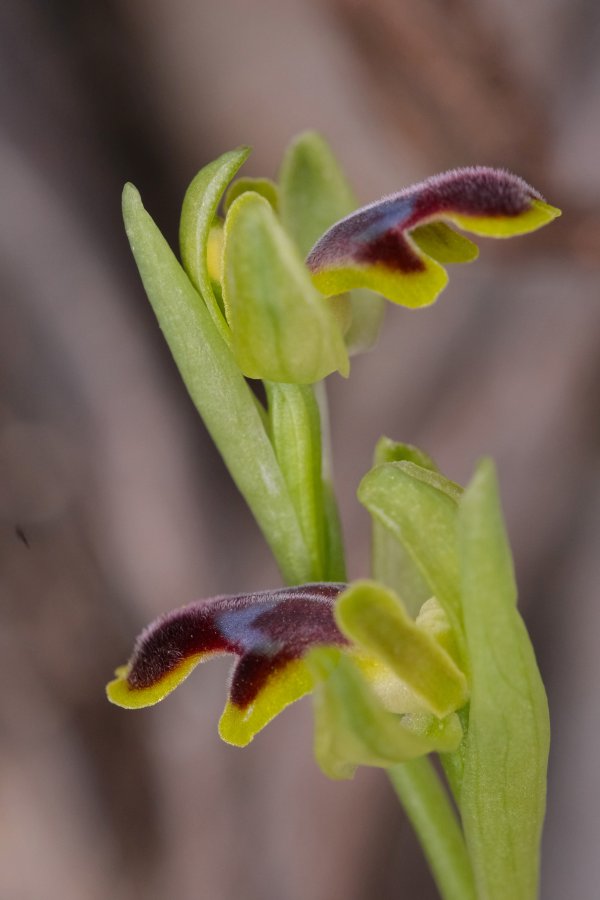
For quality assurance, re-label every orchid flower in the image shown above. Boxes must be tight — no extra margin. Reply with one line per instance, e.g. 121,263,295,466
107,583,348,747
107,580,468,767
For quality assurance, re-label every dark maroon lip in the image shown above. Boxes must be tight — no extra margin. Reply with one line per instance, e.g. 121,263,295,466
306,166,541,273
126,583,349,708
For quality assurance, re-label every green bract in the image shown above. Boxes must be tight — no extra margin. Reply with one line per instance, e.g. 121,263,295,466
458,461,550,900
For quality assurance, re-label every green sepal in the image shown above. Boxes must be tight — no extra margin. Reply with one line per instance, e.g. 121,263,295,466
400,711,464,753
279,130,356,258
344,289,386,356
308,647,462,780
416,597,462,669
265,382,326,580
222,191,349,383
280,132,386,353
374,438,439,470
335,581,468,718
224,176,279,214
457,460,549,900
122,184,312,585
370,440,439,614
358,461,465,662
179,147,250,344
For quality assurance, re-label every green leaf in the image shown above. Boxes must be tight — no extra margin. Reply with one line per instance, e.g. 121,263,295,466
224,176,279,214
265,382,326,580
122,184,312,585
336,581,468,718
359,460,465,657
457,460,549,900
222,191,349,383
308,647,461,780
279,130,356,258
179,147,250,344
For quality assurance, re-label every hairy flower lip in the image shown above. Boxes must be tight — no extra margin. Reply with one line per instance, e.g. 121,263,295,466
306,166,544,273
305,167,560,310
107,583,348,713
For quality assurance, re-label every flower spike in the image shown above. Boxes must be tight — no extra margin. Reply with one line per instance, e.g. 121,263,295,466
107,583,347,746
306,166,561,308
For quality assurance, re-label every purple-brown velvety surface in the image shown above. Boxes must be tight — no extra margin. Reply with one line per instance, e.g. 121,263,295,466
306,166,543,273
126,583,348,708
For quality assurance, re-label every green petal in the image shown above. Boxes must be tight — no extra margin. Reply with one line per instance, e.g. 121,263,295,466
224,176,279,214
335,581,468,718
308,647,462,780
411,222,479,263
179,147,250,343
222,191,349,383
458,460,550,900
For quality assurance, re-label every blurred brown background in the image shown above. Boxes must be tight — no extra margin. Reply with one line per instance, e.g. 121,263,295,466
1,1,599,898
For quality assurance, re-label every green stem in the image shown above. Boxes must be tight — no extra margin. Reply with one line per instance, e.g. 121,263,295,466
265,381,326,581
313,381,347,581
388,757,476,900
